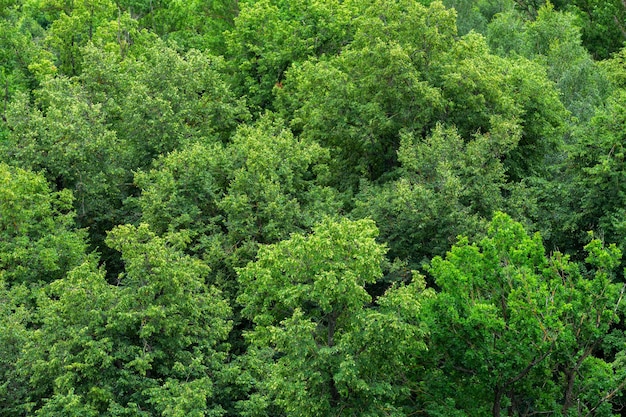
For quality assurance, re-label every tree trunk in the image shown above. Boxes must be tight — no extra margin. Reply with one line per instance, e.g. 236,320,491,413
562,369,576,415
493,387,503,417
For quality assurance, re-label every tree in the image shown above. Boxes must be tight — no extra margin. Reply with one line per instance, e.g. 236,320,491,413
149,0,240,54
442,0,514,36
493,0,626,59
2,38,249,274
18,224,232,416
422,212,625,416
0,162,87,416
0,163,87,286
277,41,445,187
237,217,431,416
104,224,232,417
555,0,626,60
487,3,611,121
275,0,455,187
438,33,568,181
42,0,118,75
2,83,130,265
564,87,626,257
98,0,240,54
353,122,535,271
0,1,59,122
0,280,38,416
276,6,566,188
78,40,249,167
225,0,354,113
135,115,341,295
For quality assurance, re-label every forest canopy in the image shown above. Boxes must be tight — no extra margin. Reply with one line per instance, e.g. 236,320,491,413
2,0,626,416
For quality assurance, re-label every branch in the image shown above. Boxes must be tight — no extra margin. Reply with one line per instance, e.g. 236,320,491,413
614,283,626,315
506,347,552,386
584,377,626,417
616,14,626,39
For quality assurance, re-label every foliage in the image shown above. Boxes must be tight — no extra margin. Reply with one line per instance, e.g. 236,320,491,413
277,8,566,189
2,81,130,263
555,0,626,60
237,218,431,416
2,0,626,414
275,0,455,187
422,213,625,416
565,89,626,254
0,281,37,416
43,0,117,75
78,40,249,166
0,5,54,109
0,163,87,286
488,3,612,121
442,0,515,36
17,225,232,416
2,37,248,273
111,0,239,53
354,122,535,271
135,115,341,295
225,0,354,112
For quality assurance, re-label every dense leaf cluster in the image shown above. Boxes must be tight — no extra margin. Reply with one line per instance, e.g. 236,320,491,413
1,0,626,416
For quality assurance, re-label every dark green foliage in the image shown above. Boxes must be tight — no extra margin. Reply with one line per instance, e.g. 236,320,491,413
354,122,535,270
1,37,248,274
438,36,568,180
488,4,612,122
0,1,58,118
565,89,626,253
277,7,567,189
2,81,131,262
507,0,626,60
113,0,239,53
443,0,515,35
78,40,250,166
556,0,626,60
276,0,456,188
